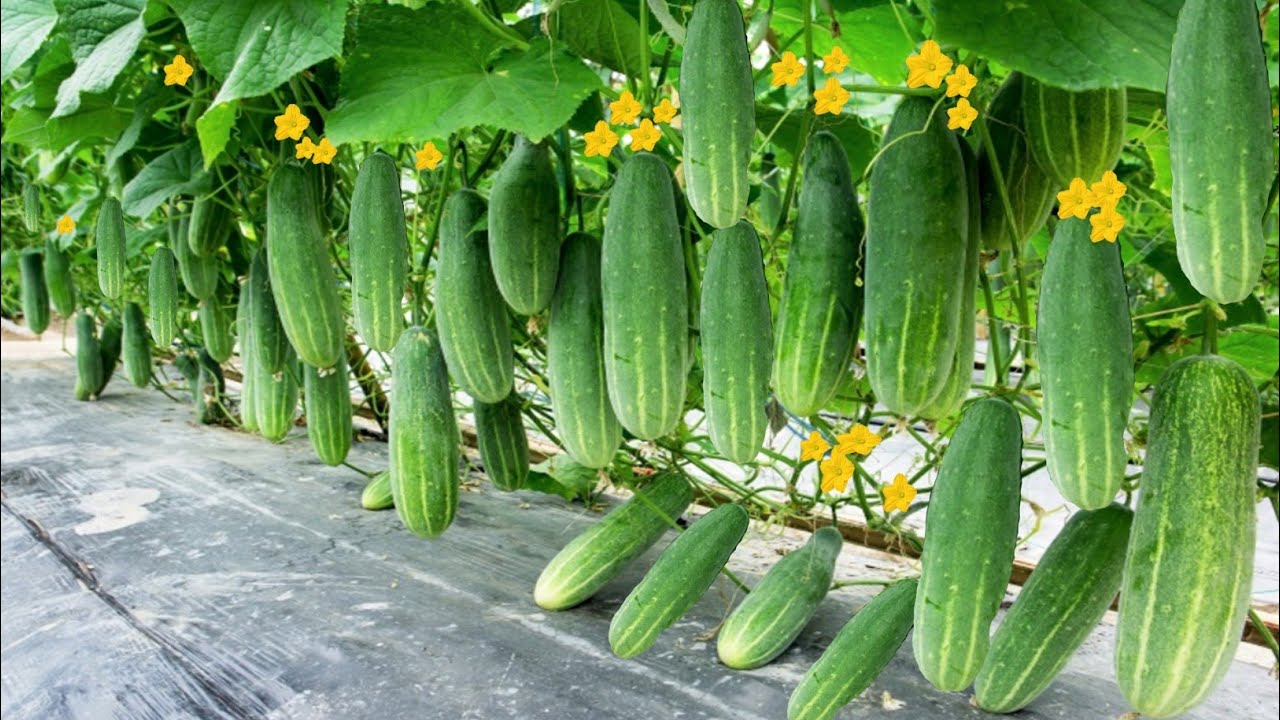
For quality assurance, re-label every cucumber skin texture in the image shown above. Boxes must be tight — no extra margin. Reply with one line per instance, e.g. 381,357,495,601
487,137,561,315
866,97,969,417
1037,218,1133,509
43,239,76,317
389,326,461,539
96,316,123,395
435,189,514,404
1167,0,1272,304
246,249,291,374
913,398,1022,691
718,526,842,670
148,247,179,346
19,250,50,335
199,298,234,364
23,185,40,231
679,0,755,229
266,165,345,369
1023,78,1126,188
979,73,1056,251
547,233,622,468
236,279,260,433
602,153,688,440
304,355,352,466
975,504,1133,714
787,579,918,720
74,313,103,401
348,152,408,352
256,352,299,443
1116,355,1259,718
96,197,126,299
188,194,232,257
361,471,394,511
772,131,864,417
609,503,749,659
122,302,151,388
172,215,220,301
474,393,528,491
701,221,772,463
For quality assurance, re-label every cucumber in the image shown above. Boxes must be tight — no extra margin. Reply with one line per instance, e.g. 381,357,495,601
1023,77,1126,188
43,239,76,317
974,504,1134,713
122,302,151,388
1116,355,1260,718
487,136,561,315
787,579,918,720
361,471,394,511
389,326,461,538
192,348,226,425
256,352,299,443
1167,0,1272,304
866,97,969,417
474,392,528,491
96,315,123,395
772,131,864,418
679,0,754,228
435,188,514,404
96,197,126,299
547,232,622,468
74,312,103,401
266,164,345,369
608,503,749,659
188,192,233,257
246,248,290,374
18,250,50,335
148,247,179,346
979,73,1055,250
303,354,352,466
23,184,40,231
718,526,842,670
236,277,259,433
1037,218,1133,509
913,397,1022,691
348,151,408,351
701,220,772,463
602,152,688,440
172,213,220,301
199,296,234,364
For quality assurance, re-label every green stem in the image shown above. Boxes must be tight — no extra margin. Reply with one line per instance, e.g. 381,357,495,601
978,264,1006,387
457,0,529,50
1249,608,1279,663
1201,301,1219,354
638,0,652,106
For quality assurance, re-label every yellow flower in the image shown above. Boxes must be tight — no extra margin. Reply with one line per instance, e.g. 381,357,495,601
800,431,831,463
1090,170,1127,209
835,424,882,457
822,46,849,74
56,214,75,235
882,473,916,513
906,40,953,89
584,121,619,158
1056,177,1094,220
819,452,855,494
274,104,310,141
1089,205,1125,243
652,98,678,125
310,137,337,165
609,90,642,125
295,137,317,160
164,54,194,87
415,141,443,171
944,64,976,98
813,77,850,116
946,98,978,131
771,51,804,88
629,119,661,152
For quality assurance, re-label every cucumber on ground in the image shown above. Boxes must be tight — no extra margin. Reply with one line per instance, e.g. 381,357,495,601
1116,355,1260,718
74,313,103,401
1022,78,1126,188
718,526,842,670
122,302,151,388
389,326,461,539
361,471,394,511
435,188,514,403
43,239,76,317
787,579,918,720
246,248,291,374
148,247,179,346
266,164,345,369
1166,0,1272,304
608,503,749,659
772,131,864,418
602,152,688,440
487,136,561,315
199,296,234,364
172,213,220,301
18,250,50,335
866,97,969,417
236,279,259,433
974,504,1133,713
701,221,772,463
348,151,408,351
23,184,40,231
304,354,352,466
979,73,1056,251
188,192,233,257
679,0,754,228
96,197,126,299
474,392,528,491
1037,218,1133,509
913,398,1022,691
547,233,622,468
96,315,123,396
256,352,299,443
534,473,694,611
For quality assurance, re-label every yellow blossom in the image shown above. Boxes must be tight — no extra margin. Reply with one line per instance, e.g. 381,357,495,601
813,77,850,116
1056,177,1094,220
835,424,882,457
882,473,916,513
295,137,317,160
1089,205,1125,243
310,137,337,165
415,141,443,171
822,46,849,74
56,214,75,235
273,104,310,141
800,431,831,463
906,40,953,89
819,452,855,494
164,55,194,87
944,64,976,98
609,90,642,125
584,121,619,158
1090,170,1127,209
771,51,804,88
652,98,678,125
629,119,661,152
947,98,978,131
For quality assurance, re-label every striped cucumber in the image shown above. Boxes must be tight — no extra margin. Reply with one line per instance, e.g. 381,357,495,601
303,354,352,466
148,247,178,346
172,213,219,301
348,151,408,351
236,278,259,433
74,312,103,401
487,136,561,315
1023,77,1126,187
188,192,233,256
361,471,394,511
23,184,40,231
979,73,1056,250
199,296,234,364
43,239,76,317
1116,355,1259,717
96,197,126,299
246,248,290,374
96,315,123,395
256,351,299,443
474,392,528,491
122,302,151,388
18,250,49,335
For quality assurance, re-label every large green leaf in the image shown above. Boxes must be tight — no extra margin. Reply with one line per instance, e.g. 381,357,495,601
327,3,601,145
169,0,348,107
771,0,922,86
196,102,239,168
0,0,58,81
121,141,211,218
934,0,1184,91
51,0,147,117
2,98,130,151
548,0,645,76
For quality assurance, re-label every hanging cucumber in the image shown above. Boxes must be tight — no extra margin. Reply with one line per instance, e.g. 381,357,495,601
304,354,352,466
122,302,151,388
96,197,126,299
487,136,561,315
474,391,529,492
348,151,408,351
18,249,49,335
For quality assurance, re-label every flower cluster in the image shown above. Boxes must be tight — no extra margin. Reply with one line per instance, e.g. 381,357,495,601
584,91,678,158
274,104,336,165
906,41,977,131
770,47,853,117
1056,170,1128,243
799,423,883,494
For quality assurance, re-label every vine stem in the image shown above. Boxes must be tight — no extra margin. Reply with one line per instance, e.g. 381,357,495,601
1201,300,1219,355
638,0,651,106
458,0,528,50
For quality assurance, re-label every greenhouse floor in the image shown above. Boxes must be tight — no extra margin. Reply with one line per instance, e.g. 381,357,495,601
2,334,1276,720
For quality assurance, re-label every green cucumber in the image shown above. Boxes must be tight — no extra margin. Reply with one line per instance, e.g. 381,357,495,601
787,579,918,720
866,97,968,417
246,248,290,374
913,398,1022,691
122,302,151,388
348,151,408,351
172,213,220,301
718,526,842,670
389,326,461,538
96,315,123,395
148,247,179,346
96,197,126,299
474,392,528,491
19,250,49,335
74,312,103,401
23,184,40,231
188,193,233,257
435,188,514,404
361,471,394,511
43,239,76,317
304,354,352,466
608,503,749,659
1023,77,1126,188
1167,0,1272,304
256,351,299,443
974,505,1134,713
979,73,1056,250
199,296,234,364
192,349,226,425
602,152,688,440
679,0,754,228
701,220,772,463
487,136,561,315
1116,355,1260,718
236,277,259,433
